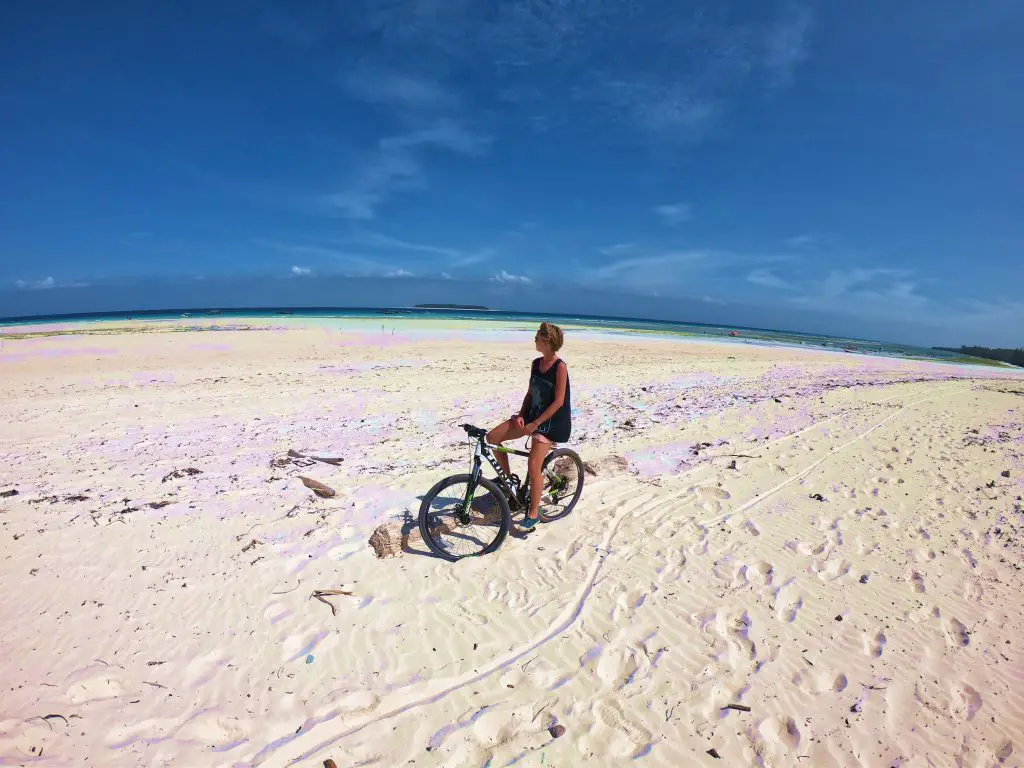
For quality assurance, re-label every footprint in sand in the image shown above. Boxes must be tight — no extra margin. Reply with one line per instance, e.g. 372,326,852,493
697,485,732,500
655,547,687,584
596,645,645,692
175,712,247,748
944,617,970,648
910,547,937,563
751,561,774,586
960,548,978,569
994,740,1014,763
778,595,804,624
758,715,802,750
906,570,926,593
743,520,761,537
65,670,125,705
612,586,649,622
961,577,983,602
589,697,653,758
711,611,757,662
813,557,852,582
863,629,887,657
948,682,982,721
907,604,941,624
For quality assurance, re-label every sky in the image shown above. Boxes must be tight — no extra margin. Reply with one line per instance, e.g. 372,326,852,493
0,0,1021,346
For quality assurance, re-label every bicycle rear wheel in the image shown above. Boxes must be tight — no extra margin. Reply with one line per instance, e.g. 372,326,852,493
537,448,585,522
418,474,511,561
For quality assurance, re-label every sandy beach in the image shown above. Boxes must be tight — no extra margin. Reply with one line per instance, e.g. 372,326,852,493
1,318,1022,767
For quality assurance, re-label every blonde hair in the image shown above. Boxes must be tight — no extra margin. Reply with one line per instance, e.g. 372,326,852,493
537,322,564,352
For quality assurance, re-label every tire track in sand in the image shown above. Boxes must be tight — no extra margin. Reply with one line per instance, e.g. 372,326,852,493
249,501,636,766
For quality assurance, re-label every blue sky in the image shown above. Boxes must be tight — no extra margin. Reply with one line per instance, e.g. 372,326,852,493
1,0,1021,346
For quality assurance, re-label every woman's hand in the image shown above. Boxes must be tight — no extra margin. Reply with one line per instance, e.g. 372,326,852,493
523,421,538,435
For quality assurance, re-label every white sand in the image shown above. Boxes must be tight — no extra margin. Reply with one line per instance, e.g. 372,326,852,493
1,320,1022,767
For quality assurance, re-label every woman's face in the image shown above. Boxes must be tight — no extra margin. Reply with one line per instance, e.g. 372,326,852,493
534,331,550,354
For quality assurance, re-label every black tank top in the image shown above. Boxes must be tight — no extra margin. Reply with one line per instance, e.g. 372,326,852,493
527,357,571,443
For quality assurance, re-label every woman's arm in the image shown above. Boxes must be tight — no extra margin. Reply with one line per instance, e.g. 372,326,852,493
526,362,567,432
517,391,530,420
515,360,535,424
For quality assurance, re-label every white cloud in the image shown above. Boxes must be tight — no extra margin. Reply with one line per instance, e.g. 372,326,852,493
14,276,55,290
490,270,533,284
747,268,794,290
291,265,311,276
763,5,814,90
597,243,637,256
351,231,493,267
785,234,817,248
440,272,453,280
588,250,711,282
255,238,396,276
325,120,491,220
341,68,458,111
788,267,931,323
384,268,415,278
304,1,816,145
655,203,692,226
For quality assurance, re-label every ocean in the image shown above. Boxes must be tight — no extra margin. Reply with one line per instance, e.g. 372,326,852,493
0,305,971,363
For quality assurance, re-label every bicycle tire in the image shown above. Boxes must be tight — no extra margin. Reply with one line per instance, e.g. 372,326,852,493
418,474,511,561
537,448,585,523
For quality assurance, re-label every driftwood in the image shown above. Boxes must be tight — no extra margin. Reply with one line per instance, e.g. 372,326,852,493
582,455,629,476
368,493,505,559
288,449,344,466
298,476,336,498
311,589,354,616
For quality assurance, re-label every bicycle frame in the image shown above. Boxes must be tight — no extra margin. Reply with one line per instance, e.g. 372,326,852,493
461,438,534,512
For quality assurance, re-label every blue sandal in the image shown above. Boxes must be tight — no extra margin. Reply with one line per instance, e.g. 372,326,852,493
521,514,540,531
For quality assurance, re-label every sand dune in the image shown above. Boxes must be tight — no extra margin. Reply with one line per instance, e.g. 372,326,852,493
1,320,1022,766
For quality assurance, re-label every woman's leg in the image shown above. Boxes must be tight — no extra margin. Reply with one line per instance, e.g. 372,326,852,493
487,418,528,476
527,437,553,521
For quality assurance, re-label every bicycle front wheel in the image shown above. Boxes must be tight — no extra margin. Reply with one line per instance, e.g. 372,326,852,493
418,474,511,561
537,448,585,522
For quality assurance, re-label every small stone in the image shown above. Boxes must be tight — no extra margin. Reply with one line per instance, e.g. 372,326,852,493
706,747,721,759
1002,470,1011,478
548,724,566,738
0,489,18,498
324,761,338,768
305,655,314,664
835,615,843,621
859,574,869,584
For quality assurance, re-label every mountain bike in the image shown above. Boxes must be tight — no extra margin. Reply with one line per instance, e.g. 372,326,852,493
417,423,585,561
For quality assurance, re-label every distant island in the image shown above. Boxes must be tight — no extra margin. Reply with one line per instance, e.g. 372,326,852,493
934,345,1024,368
414,304,490,310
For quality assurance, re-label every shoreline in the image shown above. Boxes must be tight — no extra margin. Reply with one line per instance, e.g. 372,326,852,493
2,313,1016,372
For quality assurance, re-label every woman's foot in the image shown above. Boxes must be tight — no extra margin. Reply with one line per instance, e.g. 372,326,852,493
521,514,539,531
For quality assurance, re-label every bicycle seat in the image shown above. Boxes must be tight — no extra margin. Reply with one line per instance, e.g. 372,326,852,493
461,423,488,439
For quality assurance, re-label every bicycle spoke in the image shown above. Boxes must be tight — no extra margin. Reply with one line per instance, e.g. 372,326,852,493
422,482,505,558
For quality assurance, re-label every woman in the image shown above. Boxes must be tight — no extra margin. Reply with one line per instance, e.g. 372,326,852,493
487,322,571,530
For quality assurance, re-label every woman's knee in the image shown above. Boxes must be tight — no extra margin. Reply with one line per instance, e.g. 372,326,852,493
487,420,511,444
